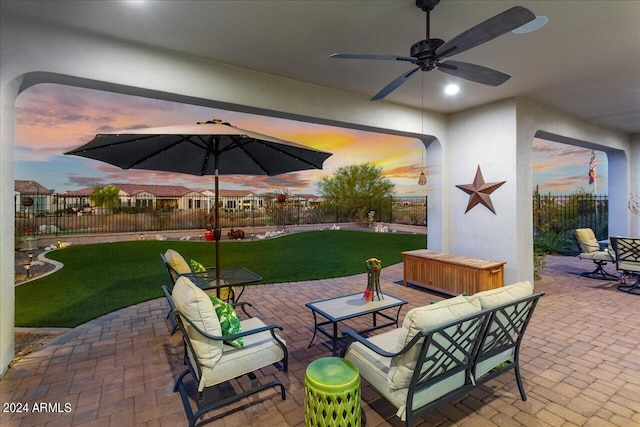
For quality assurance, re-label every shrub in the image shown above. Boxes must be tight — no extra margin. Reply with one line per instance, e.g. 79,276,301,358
534,228,573,255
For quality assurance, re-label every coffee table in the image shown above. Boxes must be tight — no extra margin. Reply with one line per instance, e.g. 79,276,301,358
306,293,407,356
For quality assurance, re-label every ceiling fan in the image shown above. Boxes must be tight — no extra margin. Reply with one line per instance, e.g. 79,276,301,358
331,0,536,100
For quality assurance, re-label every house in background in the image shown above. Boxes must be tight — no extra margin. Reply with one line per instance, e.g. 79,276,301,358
14,180,54,216
63,183,208,212
293,193,323,209
201,189,264,212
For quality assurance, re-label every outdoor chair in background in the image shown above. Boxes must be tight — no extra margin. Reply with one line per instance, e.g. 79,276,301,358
164,277,288,427
574,228,617,280
610,237,640,295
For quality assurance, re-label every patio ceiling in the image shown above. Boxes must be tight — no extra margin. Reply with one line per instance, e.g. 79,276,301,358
1,0,638,134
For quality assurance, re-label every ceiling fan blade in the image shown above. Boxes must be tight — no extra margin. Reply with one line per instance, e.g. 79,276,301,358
437,60,510,86
435,6,536,59
371,67,421,101
331,53,416,62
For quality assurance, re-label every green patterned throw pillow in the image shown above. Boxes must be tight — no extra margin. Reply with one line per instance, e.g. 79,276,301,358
209,296,244,348
190,259,206,273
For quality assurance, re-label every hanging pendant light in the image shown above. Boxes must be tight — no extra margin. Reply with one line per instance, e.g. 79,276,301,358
418,73,427,186
418,170,427,185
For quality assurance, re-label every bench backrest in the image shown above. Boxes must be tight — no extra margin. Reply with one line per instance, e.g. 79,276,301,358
610,237,640,273
473,292,542,377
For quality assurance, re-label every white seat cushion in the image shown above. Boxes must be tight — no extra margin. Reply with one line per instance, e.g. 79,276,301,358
201,317,286,389
579,251,614,262
618,259,640,273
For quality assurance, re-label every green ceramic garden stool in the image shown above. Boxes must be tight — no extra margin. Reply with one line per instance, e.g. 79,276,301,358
305,356,361,427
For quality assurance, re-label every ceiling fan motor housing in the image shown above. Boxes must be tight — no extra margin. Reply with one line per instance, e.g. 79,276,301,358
411,38,444,69
416,0,440,12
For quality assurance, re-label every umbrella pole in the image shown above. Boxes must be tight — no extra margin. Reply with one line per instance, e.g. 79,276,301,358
214,169,221,295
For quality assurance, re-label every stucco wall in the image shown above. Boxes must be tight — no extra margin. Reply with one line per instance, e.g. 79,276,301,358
447,99,524,283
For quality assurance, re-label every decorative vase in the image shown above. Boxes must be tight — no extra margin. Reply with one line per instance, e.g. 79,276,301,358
364,258,383,301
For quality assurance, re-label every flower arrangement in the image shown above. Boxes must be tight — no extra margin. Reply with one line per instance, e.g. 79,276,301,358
363,257,383,301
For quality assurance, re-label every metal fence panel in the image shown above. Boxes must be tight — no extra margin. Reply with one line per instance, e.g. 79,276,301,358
15,194,428,237
16,192,607,240
533,193,609,240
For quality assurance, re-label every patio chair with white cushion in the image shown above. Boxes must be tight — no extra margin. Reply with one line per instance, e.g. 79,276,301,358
574,228,617,280
165,276,288,427
610,236,640,295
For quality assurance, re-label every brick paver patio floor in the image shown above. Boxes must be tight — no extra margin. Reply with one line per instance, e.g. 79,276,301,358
2,255,639,426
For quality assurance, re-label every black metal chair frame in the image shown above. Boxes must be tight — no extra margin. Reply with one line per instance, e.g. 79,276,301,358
162,285,287,427
160,253,181,334
341,292,544,427
610,237,640,295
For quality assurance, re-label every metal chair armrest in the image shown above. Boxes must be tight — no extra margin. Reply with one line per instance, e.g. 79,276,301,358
340,329,424,358
179,312,282,341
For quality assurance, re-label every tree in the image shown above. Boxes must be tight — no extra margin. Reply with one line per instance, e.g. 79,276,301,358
89,184,121,211
318,163,395,223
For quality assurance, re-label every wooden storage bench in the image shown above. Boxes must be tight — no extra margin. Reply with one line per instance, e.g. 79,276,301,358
402,250,505,296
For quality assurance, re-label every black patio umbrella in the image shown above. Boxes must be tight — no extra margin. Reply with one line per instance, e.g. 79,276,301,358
66,119,333,284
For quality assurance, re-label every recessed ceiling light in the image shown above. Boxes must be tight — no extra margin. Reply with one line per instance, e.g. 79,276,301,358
444,84,459,95
512,15,548,34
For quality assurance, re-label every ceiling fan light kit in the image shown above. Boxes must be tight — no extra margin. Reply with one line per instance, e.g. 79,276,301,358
331,0,537,100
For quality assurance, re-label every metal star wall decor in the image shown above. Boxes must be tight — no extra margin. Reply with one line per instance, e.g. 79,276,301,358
456,166,506,214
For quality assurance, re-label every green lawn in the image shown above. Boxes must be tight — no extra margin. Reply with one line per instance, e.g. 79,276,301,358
15,230,426,327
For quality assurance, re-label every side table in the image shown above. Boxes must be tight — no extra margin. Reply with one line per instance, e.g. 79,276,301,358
305,357,361,427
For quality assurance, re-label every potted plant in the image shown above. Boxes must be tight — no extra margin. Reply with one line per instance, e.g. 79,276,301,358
203,209,216,241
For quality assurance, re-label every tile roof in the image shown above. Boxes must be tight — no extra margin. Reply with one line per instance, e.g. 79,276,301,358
63,183,203,197
14,180,53,194
55,183,319,198
202,189,257,197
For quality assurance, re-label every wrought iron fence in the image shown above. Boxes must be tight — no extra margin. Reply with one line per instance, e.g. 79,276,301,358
15,191,608,240
533,193,609,240
15,194,427,237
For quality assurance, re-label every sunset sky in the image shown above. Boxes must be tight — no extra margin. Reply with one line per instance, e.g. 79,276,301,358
14,84,607,196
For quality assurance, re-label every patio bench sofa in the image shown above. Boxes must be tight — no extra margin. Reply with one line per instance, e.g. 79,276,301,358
341,281,543,426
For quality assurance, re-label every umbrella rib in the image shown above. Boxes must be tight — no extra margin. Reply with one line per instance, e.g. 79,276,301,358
259,140,325,173
222,136,324,176
228,136,271,175
125,134,213,171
